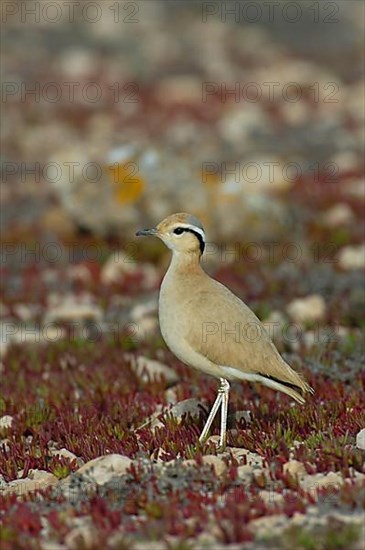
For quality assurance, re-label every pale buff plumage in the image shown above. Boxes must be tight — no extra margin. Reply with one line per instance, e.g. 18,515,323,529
137,213,313,449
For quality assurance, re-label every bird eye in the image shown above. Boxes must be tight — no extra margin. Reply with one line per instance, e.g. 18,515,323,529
173,227,184,235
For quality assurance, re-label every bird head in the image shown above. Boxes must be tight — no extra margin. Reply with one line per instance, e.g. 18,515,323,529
136,212,206,255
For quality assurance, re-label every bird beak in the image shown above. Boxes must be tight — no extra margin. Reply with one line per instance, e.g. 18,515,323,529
135,228,157,237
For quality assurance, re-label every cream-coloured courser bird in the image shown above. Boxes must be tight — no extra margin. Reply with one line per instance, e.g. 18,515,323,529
136,213,313,451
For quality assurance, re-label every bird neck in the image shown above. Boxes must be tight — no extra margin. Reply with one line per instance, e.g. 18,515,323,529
169,250,203,275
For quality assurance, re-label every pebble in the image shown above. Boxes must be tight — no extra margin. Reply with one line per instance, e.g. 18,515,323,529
169,398,204,420
45,294,103,324
202,455,227,476
75,454,132,485
64,525,96,550
249,514,288,536
259,489,284,505
237,464,254,482
0,415,13,429
183,455,227,476
338,244,365,270
132,355,179,387
356,428,365,450
322,203,354,227
218,104,269,145
164,387,179,405
286,295,326,323
2,469,58,496
40,542,66,550
229,447,264,468
101,253,159,289
300,471,343,493
283,460,307,478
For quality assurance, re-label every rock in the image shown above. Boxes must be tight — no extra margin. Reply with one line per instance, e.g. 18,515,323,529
135,316,159,339
58,48,94,78
132,355,179,386
253,468,267,487
205,435,221,448
66,265,92,284
13,304,40,321
3,469,58,495
0,474,8,488
249,514,288,536
338,244,365,270
183,455,227,476
286,295,326,323
218,104,269,146
356,428,365,450
169,398,204,420
228,447,264,468
131,541,168,550
50,448,83,467
64,525,96,550
344,179,365,200
237,464,254,482
202,455,227,476
75,454,132,485
0,415,13,429
259,489,284,505
40,542,66,550
101,253,159,290
322,203,354,227
130,299,158,322
283,460,307,478
300,471,343,493
45,294,103,324
316,471,343,489
165,387,179,405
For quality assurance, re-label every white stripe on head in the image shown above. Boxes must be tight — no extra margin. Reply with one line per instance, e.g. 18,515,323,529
174,223,206,242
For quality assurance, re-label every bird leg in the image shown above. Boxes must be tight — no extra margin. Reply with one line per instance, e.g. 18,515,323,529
219,378,230,451
199,378,230,451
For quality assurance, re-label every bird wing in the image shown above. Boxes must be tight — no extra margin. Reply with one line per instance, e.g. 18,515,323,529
183,278,310,393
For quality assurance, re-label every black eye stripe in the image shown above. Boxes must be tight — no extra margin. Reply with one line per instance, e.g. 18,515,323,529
173,227,205,254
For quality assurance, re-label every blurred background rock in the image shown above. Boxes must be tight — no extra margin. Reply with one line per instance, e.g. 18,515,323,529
2,0,364,244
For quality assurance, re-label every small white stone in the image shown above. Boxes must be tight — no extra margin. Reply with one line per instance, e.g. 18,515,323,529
133,355,179,386
4,470,58,495
237,464,254,481
64,525,96,550
286,295,326,323
165,387,178,405
259,489,284,505
322,203,354,227
283,460,307,478
338,244,365,270
45,294,102,324
0,415,13,429
300,471,343,493
169,398,202,420
356,428,365,450
75,454,132,485
202,455,227,476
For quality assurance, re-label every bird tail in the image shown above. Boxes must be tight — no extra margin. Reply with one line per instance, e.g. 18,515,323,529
259,365,314,404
